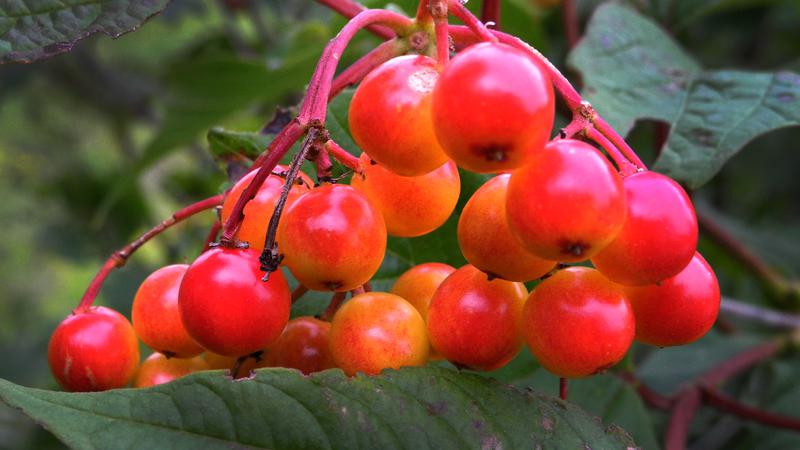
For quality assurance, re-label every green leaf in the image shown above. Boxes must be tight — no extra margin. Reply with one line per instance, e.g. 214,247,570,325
0,0,170,64
568,3,800,188
0,368,636,449
207,128,273,161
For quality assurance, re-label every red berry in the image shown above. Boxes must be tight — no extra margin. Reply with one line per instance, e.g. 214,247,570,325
220,166,312,251
132,264,203,358
432,42,554,173
624,253,720,347
133,353,209,388
329,292,429,376
506,139,626,262
458,174,556,281
278,184,386,291
522,267,634,378
178,247,291,357
48,306,140,392
265,317,335,375
351,153,460,237
349,55,449,176
427,265,527,371
592,171,698,285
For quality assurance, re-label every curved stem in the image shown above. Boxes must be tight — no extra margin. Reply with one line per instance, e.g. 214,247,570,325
584,126,639,176
298,9,414,124
75,194,224,312
325,139,364,174
315,0,396,39
665,388,702,450
447,0,498,43
702,387,800,431
291,284,309,303
202,218,222,253
700,340,782,386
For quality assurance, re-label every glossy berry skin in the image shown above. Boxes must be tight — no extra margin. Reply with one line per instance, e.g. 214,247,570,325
432,42,554,173
427,265,527,371
349,55,449,176
133,353,209,388
592,171,698,286
351,154,460,237
459,174,556,281
278,184,387,291
624,253,720,347
506,139,626,262
265,317,335,375
132,264,203,358
329,292,429,376
48,306,140,392
221,166,312,251
523,267,634,378
390,263,456,319
178,247,291,357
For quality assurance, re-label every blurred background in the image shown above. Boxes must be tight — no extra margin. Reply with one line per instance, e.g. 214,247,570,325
0,0,799,448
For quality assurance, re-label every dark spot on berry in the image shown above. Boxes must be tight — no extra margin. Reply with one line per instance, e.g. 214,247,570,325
325,281,343,290
472,144,511,162
563,242,589,257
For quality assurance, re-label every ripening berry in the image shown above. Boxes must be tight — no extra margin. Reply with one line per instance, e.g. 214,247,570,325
390,262,456,319
592,171,698,286
132,264,203,358
624,253,720,347
506,139,626,262
48,306,140,392
278,184,387,291
220,166,312,251
133,353,209,388
522,267,634,378
427,265,527,371
329,292,429,376
432,42,554,173
178,247,291,357
351,154,460,237
264,317,335,375
458,174,556,281
391,262,456,361
349,55,449,176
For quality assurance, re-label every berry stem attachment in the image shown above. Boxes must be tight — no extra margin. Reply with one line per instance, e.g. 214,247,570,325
75,194,224,313
584,126,639,176
321,292,347,321
325,139,364,175
259,127,328,278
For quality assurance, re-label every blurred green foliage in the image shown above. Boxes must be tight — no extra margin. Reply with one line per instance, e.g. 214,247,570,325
0,0,798,448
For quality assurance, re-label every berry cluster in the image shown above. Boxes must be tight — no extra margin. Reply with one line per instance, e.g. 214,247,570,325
48,32,720,391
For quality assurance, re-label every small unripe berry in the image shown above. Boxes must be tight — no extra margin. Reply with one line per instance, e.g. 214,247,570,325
349,55,449,176
132,264,203,358
133,353,209,388
458,174,556,281
329,292,429,376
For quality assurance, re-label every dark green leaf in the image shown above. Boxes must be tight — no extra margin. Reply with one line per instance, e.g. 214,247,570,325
0,0,170,64
568,3,800,188
207,128,273,161
0,368,636,449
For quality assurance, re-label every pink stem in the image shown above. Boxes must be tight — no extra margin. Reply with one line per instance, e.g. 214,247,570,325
585,126,639,176
315,0,396,39
447,0,498,43
298,9,414,124
325,140,364,174
75,194,224,313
